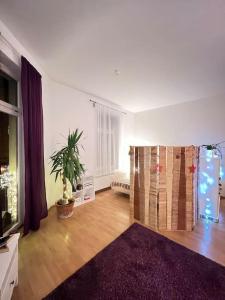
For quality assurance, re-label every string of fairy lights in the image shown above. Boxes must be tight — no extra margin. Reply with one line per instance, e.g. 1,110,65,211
0,170,17,222
201,140,225,159
198,140,225,222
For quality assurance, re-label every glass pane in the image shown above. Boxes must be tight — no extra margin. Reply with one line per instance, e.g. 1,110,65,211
0,111,18,235
0,70,17,106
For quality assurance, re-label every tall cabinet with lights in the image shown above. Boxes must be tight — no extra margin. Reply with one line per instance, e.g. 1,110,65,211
198,147,221,222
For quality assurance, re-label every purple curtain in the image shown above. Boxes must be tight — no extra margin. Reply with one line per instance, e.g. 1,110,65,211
21,56,48,235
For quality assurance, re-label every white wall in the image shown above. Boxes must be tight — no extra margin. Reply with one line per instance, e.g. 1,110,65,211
0,19,134,208
44,80,134,206
134,95,225,195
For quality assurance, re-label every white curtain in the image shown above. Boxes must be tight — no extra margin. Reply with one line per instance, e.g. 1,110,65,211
96,103,122,176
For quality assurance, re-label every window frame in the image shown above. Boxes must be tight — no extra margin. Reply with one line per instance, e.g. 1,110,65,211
96,105,121,177
0,67,23,235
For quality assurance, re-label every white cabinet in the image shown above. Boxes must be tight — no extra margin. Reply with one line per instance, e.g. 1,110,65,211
73,176,95,207
0,234,19,300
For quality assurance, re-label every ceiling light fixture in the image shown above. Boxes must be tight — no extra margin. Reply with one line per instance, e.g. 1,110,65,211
114,69,120,76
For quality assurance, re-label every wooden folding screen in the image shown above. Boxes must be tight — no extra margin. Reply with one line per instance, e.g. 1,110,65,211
130,146,198,231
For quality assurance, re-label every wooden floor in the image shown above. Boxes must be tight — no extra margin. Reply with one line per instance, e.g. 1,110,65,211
13,191,225,300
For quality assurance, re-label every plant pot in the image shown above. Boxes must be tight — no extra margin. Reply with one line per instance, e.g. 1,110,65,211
56,199,75,219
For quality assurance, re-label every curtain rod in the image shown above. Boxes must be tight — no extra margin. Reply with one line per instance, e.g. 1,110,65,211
0,32,21,58
89,99,127,115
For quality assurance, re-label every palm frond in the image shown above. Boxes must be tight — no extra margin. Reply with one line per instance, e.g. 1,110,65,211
50,129,85,186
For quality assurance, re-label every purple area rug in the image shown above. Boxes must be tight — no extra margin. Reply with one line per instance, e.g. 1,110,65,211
43,223,225,300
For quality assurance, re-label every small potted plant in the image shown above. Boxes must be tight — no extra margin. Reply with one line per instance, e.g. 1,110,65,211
50,129,85,218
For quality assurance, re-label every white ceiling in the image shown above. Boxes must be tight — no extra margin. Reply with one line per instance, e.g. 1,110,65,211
1,0,225,112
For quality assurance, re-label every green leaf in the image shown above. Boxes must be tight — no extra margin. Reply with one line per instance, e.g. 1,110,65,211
50,129,85,187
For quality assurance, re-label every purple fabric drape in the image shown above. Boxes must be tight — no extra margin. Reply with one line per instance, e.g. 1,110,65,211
21,56,48,235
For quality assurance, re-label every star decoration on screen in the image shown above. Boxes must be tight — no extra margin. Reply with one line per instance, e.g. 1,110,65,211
151,164,163,173
188,164,196,173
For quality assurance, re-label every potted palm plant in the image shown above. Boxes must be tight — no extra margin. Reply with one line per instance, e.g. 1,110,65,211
50,129,85,218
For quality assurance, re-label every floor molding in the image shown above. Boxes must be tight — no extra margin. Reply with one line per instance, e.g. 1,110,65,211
95,186,111,194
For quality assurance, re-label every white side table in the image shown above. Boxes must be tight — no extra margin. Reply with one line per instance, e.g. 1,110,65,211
0,233,20,300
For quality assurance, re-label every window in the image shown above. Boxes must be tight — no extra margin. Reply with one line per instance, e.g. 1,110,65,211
0,70,17,106
0,70,20,236
96,104,122,176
